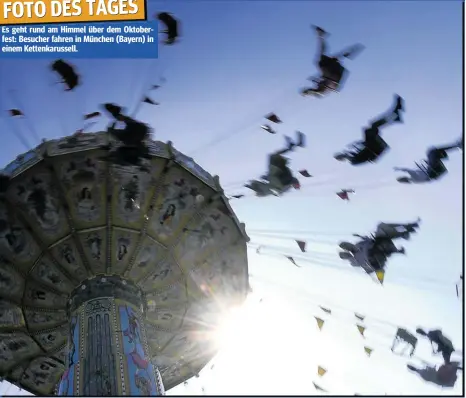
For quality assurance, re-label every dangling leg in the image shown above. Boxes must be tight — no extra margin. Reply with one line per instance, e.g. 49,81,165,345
374,238,405,256
364,95,405,142
427,140,462,166
374,222,419,241
331,43,366,61
391,336,400,352
302,26,333,97
312,25,329,71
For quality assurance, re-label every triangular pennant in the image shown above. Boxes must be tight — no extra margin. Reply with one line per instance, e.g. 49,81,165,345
355,313,365,322
317,366,327,377
313,382,326,392
296,240,306,252
375,270,385,284
315,317,324,330
364,346,373,356
357,324,365,337
84,111,101,120
299,169,312,178
142,96,159,105
264,112,282,124
8,108,23,117
319,306,331,314
286,256,300,267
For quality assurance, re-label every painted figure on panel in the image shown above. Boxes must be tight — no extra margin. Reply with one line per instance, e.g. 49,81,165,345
58,316,79,395
120,305,158,395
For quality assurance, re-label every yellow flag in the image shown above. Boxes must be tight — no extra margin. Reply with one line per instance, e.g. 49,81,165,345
364,346,373,356
357,324,365,337
318,366,327,377
375,270,385,284
315,317,324,330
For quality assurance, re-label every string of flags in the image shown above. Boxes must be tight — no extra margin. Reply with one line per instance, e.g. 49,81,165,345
256,238,387,284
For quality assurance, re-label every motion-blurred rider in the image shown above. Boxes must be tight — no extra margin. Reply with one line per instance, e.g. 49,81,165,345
101,103,152,170
301,25,364,97
395,138,462,184
245,132,306,197
334,94,405,165
339,219,420,271
416,328,456,364
407,362,462,388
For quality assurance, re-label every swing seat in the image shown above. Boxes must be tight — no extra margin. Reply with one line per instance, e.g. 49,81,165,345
397,177,411,184
334,152,347,161
339,251,353,260
339,242,357,252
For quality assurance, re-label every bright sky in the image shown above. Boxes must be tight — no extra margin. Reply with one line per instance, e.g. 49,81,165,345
0,0,464,396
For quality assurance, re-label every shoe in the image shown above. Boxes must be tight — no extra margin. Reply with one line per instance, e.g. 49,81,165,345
312,25,328,37
393,94,405,122
394,94,404,112
334,153,347,161
103,103,124,119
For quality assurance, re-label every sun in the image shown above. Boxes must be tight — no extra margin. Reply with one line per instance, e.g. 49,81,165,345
209,293,325,394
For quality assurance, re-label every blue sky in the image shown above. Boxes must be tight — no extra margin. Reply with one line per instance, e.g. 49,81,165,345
0,0,463,395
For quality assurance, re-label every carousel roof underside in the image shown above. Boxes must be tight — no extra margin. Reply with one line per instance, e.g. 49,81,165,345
0,132,249,395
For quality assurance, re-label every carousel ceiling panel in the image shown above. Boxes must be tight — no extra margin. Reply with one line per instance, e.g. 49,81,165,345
0,136,249,393
0,203,42,274
29,255,76,295
125,235,169,280
49,344,67,364
145,305,187,331
53,152,108,229
49,237,89,282
152,354,175,370
174,200,240,272
137,253,183,291
0,332,42,373
146,280,189,308
110,228,141,274
109,160,164,228
145,327,176,353
46,132,107,156
181,298,223,331
0,300,25,330
160,357,210,391
23,281,67,310
23,309,67,332
15,356,65,396
178,341,214,370
161,329,209,360
3,149,42,179
161,361,191,391
147,165,215,246
77,228,107,274
31,324,68,353
6,166,71,245
0,260,26,303
189,243,249,304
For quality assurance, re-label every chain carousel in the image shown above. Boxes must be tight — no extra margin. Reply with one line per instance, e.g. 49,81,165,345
0,131,249,395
